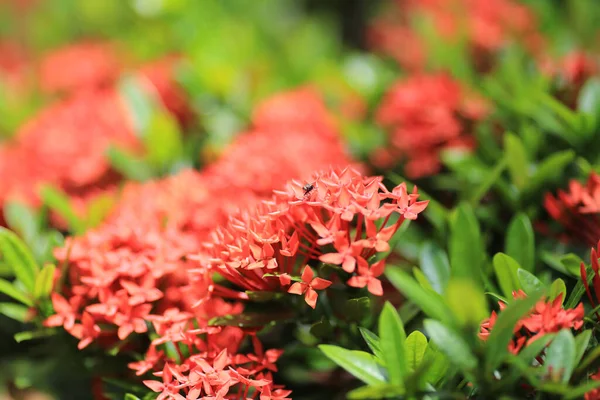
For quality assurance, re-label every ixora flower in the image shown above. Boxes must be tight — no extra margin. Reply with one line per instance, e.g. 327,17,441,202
479,290,584,354
375,73,488,178
579,241,600,319
544,173,600,247
197,166,428,309
39,42,121,95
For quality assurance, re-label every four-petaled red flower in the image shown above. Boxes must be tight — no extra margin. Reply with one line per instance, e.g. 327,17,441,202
288,266,332,309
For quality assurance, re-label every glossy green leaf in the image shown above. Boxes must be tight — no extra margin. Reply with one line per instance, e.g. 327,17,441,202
0,227,39,292
424,320,477,374
347,383,405,399
419,242,450,294
405,331,427,372
359,327,384,361
379,302,407,384
493,253,522,299
505,213,535,272
421,341,449,385
33,264,56,300
485,291,542,374
449,203,483,286
385,266,452,324
549,278,567,304
504,133,529,188
319,345,386,385
517,269,544,295
544,329,576,383
445,279,488,327
0,302,29,321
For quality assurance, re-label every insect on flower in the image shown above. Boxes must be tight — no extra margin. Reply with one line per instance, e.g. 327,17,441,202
302,182,315,198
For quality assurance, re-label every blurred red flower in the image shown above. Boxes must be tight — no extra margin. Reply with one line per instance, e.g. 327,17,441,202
375,73,488,178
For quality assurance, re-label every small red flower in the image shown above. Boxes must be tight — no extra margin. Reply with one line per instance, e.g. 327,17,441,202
346,259,385,296
288,266,332,309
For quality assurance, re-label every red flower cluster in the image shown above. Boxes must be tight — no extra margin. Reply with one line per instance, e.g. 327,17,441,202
39,42,121,96
0,56,191,224
47,87,355,398
368,0,542,70
540,51,598,108
199,167,428,308
0,40,32,98
544,173,600,246
480,291,584,354
586,370,600,400
375,73,488,178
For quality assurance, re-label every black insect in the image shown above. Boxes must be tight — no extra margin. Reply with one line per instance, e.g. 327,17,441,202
303,183,315,197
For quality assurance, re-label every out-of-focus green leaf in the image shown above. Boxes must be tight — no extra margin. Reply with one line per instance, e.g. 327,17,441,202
319,345,386,385
412,267,434,292
470,157,507,205
517,269,544,295
14,328,56,343
419,242,450,294
0,227,39,291
493,253,522,299
405,331,427,373
106,146,154,182
347,383,405,399
544,329,576,383
449,203,483,286
359,327,384,361
445,279,488,328
3,202,38,243
504,133,529,188
0,302,29,321
565,380,600,400
144,112,184,170
118,75,154,133
379,302,407,384
39,185,85,235
574,330,592,366
485,291,542,374
346,297,371,322
424,320,477,374
421,341,449,385
549,278,567,304
386,266,452,324
33,264,56,299
505,214,535,272
524,150,575,196
578,78,600,117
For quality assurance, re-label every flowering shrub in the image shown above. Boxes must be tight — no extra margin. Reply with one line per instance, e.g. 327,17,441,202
3,1,600,400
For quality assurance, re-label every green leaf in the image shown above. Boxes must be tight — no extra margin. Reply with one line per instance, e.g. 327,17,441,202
347,383,405,399
504,133,529,188
3,202,38,243
106,146,154,182
449,203,483,286
485,291,543,374
424,320,477,374
359,327,384,360
493,253,522,299
525,150,575,196
144,112,184,170
385,266,452,324
412,267,434,291
505,214,535,272
33,264,56,299
445,279,488,327
421,341,449,385
208,310,294,327
39,185,86,235
560,254,585,276
574,330,592,366
517,333,555,365
0,302,29,321
549,278,567,304
405,331,428,372
419,242,450,294
578,77,600,116
379,302,407,384
0,227,39,291
0,278,32,306
118,75,155,133
13,328,56,343
544,329,576,383
566,264,593,309
517,269,544,295
124,395,142,400
346,297,371,322
470,157,507,205
565,380,600,400
310,319,333,339
319,345,386,385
